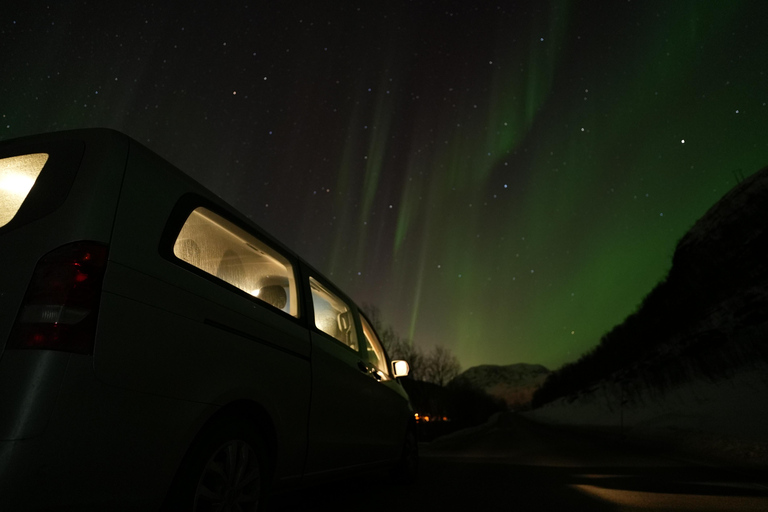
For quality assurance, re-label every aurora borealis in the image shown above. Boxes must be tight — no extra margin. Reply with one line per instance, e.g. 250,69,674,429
2,1,767,370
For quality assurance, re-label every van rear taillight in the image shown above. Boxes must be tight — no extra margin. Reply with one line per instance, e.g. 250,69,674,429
8,242,108,354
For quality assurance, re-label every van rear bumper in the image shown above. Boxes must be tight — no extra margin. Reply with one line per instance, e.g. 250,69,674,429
0,354,210,511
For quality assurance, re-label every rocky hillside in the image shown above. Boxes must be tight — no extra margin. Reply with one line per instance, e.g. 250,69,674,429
451,363,550,410
533,165,768,407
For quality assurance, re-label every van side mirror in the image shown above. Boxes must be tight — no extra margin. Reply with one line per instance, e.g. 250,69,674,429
391,360,409,378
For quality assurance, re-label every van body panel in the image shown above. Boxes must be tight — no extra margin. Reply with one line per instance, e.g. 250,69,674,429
305,329,373,473
302,270,411,475
359,377,412,460
0,130,127,444
0,130,128,356
0,128,413,509
305,336,411,474
0,351,70,440
0,355,209,511
98,137,313,482
94,288,311,480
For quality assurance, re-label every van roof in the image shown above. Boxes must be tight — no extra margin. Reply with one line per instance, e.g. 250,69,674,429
0,127,353,304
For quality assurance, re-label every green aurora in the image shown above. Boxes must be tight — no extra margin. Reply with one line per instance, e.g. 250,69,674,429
2,1,766,370
323,1,768,369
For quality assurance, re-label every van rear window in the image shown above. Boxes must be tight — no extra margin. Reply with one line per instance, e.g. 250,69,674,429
173,207,299,317
0,153,48,228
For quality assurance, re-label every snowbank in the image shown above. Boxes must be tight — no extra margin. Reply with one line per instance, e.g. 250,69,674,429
524,363,768,468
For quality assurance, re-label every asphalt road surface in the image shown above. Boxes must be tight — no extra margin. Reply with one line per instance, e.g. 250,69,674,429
272,413,768,511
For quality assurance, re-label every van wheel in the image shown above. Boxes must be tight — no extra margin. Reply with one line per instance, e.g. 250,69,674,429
166,421,267,512
391,428,418,484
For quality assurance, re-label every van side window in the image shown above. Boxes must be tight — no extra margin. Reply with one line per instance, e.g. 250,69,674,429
309,277,358,351
361,315,389,377
173,207,299,317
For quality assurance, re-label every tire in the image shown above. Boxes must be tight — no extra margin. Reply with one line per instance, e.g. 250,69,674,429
164,420,267,512
391,428,418,484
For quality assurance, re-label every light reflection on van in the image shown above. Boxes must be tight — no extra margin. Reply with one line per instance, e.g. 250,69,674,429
0,129,416,511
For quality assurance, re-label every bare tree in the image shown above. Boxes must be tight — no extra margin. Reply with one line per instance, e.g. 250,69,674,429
395,340,427,381
380,329,428,381
360,303,402,355
361,303,384,333
360,303,462,385
422,345,462,387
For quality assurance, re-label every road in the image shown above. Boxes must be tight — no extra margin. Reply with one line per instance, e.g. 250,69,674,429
272,412,768,511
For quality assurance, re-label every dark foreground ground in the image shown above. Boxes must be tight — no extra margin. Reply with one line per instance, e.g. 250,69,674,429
271,413,768,511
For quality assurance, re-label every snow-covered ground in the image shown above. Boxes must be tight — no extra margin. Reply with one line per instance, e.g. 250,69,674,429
524,363,768,469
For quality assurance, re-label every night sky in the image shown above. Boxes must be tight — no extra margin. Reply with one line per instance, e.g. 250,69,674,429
3,1,767,371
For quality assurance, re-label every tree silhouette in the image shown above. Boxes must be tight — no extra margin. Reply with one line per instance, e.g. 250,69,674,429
423,345,462,387
361,303,460,386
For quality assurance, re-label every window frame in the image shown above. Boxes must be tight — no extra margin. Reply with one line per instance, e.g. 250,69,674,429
306,274,361,355
359,311,392,380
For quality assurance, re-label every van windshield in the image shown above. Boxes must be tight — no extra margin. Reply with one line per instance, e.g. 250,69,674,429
0,153,48,228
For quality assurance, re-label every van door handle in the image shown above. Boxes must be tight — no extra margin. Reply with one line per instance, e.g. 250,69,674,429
358,361,383,381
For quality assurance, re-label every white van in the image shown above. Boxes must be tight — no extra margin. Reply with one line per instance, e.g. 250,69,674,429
0,128,416,511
